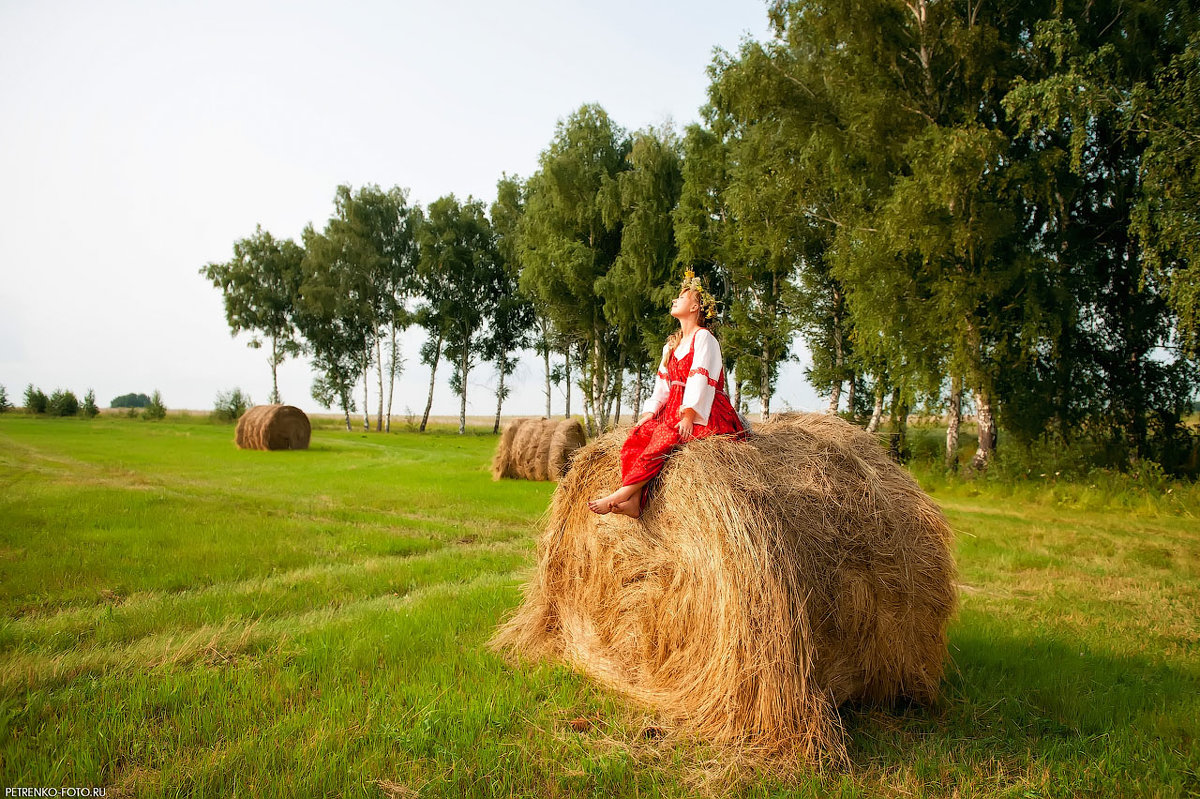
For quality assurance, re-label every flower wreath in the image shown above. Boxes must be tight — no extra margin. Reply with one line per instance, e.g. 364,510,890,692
680,269,719,321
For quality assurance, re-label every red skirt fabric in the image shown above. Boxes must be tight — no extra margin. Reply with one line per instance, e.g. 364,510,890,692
619,352,747,487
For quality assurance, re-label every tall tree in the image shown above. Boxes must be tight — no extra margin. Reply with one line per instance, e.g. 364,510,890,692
419,195,503,435
519,104,630,434
297,222,371,430
200,225,304,403
488,175,536,432
598,125,684,423
313,184,419,432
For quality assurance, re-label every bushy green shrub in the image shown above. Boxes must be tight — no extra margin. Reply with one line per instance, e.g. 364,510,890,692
81,389,99,419
48,389,79,417
212,388,252,422
144,390,166,421
24,384,47,414
111,393,151,409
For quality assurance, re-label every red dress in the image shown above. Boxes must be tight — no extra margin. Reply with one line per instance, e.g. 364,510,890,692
620,328,747,487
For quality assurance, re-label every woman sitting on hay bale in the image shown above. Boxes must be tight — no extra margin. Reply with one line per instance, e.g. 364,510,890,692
588,269,747,519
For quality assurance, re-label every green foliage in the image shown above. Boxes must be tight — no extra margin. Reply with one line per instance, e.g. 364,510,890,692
23,384,47,414
201,225,305,403
110,392,150,409
0,384,9,413
518,104,631,432
81,389,99,419
144,390,166,421
418,194,505,434
47,389,79,417
212,388,252,422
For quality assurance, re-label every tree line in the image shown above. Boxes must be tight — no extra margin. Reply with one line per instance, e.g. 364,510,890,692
203,0,1199,473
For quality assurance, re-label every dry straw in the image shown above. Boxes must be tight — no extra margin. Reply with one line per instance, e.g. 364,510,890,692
234,405,311,451
493,417,588,482
547,418,586,479
492,412,957,765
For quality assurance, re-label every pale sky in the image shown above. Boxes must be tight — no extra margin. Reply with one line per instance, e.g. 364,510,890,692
0,0,824,417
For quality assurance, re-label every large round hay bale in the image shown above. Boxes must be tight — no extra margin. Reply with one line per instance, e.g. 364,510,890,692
510,417,548,480
532,419,558,481
546,418,586,479
234,405,310,451
492,412,956,763
491,418,530,480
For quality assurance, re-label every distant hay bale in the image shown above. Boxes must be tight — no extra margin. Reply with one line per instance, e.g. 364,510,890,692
510,418,547,480
234,405,311,451
533,420,556,481
547,418,587,479
491,418,530,480
492,412,957,764
493,418,586,482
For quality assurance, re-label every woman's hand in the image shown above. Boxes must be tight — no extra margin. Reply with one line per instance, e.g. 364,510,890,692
634,412,653,430
677,409,696,442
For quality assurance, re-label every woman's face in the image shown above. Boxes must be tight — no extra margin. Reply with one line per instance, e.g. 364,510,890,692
670,288,700,319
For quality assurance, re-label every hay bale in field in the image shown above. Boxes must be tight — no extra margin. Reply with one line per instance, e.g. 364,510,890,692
234,405,311,451
493,417,589,482
532,419,557,481
509,418,547,480
491,417,530,480
492,412,957,764
547,418,587,479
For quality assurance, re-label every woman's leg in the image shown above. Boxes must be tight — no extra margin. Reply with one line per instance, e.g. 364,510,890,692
587,478,648,516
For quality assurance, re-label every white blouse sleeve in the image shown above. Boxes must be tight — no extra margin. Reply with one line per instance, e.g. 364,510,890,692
641,345,671,416
682,329,723,426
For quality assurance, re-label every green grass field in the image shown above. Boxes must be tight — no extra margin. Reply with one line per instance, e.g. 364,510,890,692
1,415,1197,797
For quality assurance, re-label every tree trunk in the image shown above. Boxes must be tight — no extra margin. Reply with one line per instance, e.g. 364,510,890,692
270,336,280,404
419,330,443,433
759,341,773,422
493,359,505,434
564,344,572,418
361,348,370,432
342,391,351,431
459,325,471,435
634,366,644,419
375,329,384,432
385,323,398,433
970,387,996,471
611,351,625,428
945,374,962,472
866,383,884,432
827,380,842,415
828,298,844,414
591,330,604,434
543,337,552,419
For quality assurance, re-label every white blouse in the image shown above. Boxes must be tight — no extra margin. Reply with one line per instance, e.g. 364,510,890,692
641,328,724,426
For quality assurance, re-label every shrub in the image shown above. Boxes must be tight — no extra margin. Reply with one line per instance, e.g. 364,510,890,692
81,389,99,419
24,384,47,414
111,393,151,409
144,390,166,421
0,384,9,413
48,389,79,417
212,388,252,422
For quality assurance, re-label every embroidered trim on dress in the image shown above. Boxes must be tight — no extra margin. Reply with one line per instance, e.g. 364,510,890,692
687,367,720,387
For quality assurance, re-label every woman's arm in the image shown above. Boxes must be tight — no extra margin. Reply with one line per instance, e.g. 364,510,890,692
681,330,722,426
641,345,671,420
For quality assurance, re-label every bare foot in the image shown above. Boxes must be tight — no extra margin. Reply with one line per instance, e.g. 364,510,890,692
588,494,618,514
611,492,642,519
